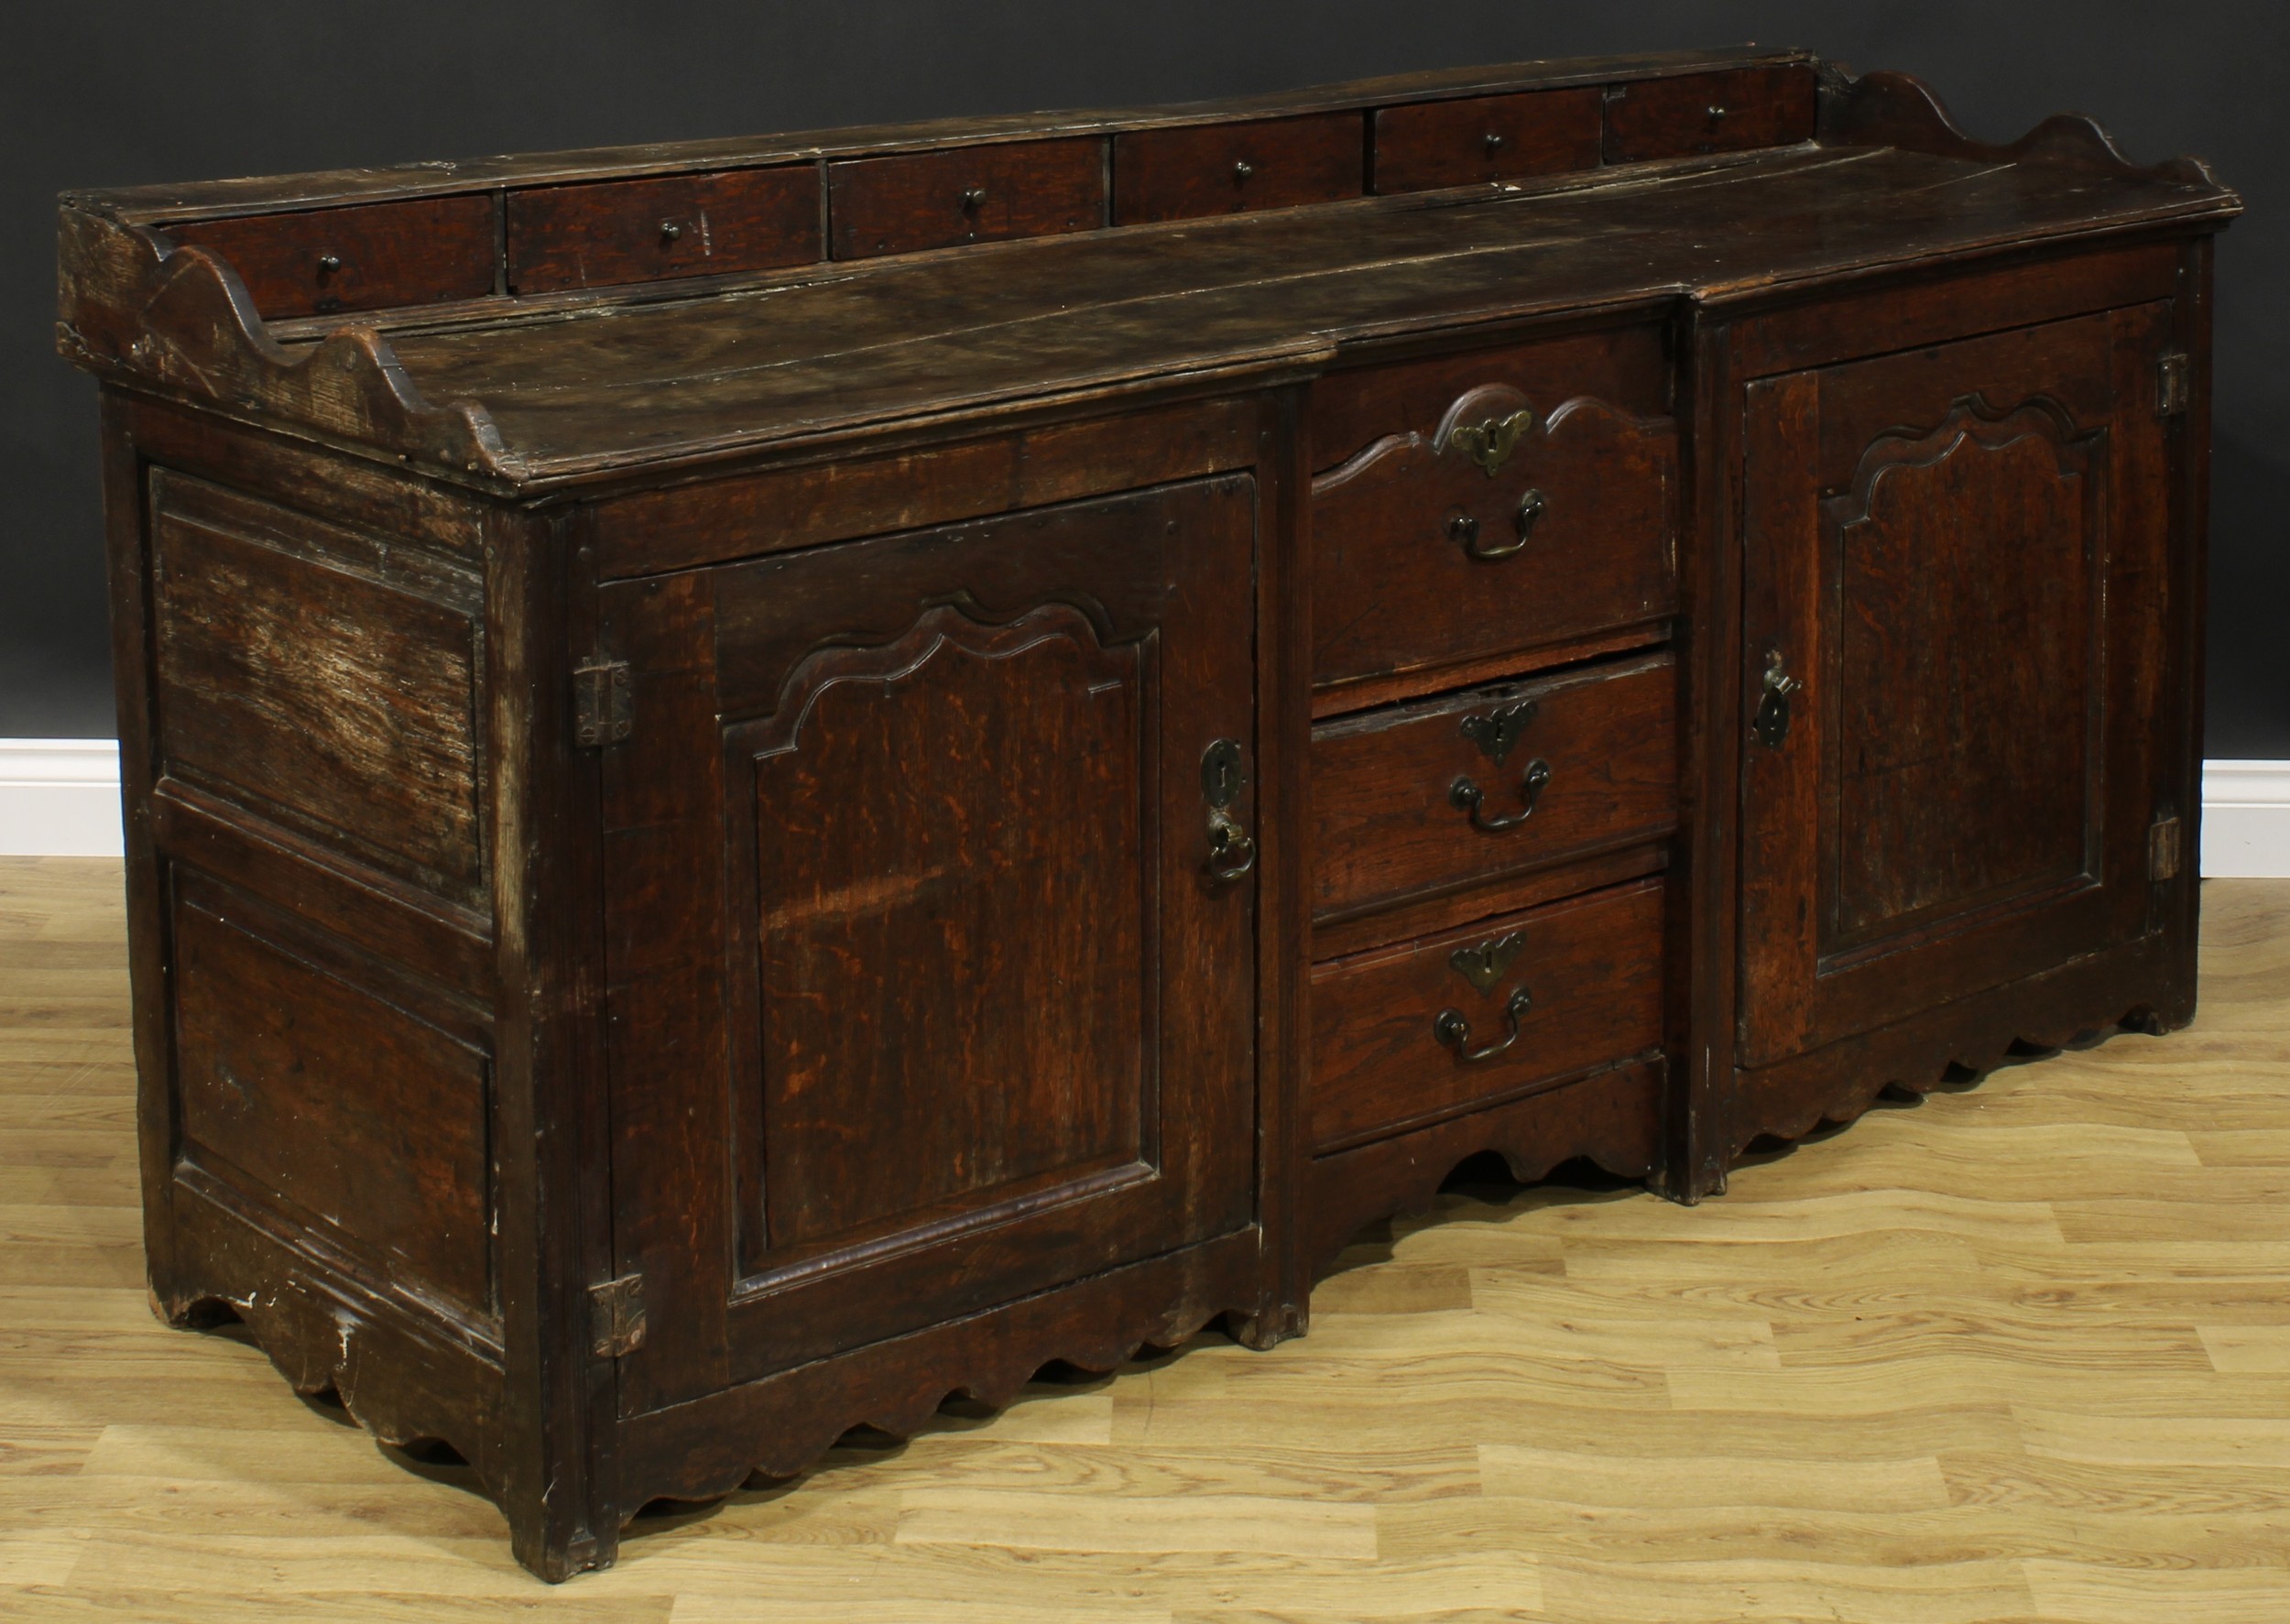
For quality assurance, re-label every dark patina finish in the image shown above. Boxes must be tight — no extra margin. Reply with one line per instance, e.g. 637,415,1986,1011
55,47,2236,1580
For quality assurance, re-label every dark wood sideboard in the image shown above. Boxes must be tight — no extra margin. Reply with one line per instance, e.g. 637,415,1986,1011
55,48,2239,1579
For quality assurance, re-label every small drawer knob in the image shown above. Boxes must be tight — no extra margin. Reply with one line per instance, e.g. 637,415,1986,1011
1707,104,1728,120
1232,159,1255,182
316,253,342,274
659,221,683,242
960,187,987,212
1484,132,1506,154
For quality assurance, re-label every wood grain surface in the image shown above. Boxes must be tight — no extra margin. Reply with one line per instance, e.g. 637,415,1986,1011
5,855,2286,1619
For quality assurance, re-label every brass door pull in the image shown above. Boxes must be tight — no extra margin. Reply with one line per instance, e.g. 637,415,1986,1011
1205,812,1256,881
1435,985,1532,1062
1200,737,1256,882
1450,757,1551,832
1753,649,1804,749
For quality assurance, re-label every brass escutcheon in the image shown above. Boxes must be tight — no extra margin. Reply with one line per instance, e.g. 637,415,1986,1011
1445,408,1536,477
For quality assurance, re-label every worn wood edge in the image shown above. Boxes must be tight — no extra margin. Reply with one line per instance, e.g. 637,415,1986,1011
613,1231,1260,1516
1303,1059,1663,1281
151,778,496,965
1310,644,1674,744
1310,841,1670,963
56,206,525,485
1817,64,2238,195
497,350,1336,492
1309,824,1680,937
158,1168,509,1492
590,395,1260,578
69,49,1816,223
1725,935,2186,1163
1310,620,1673,720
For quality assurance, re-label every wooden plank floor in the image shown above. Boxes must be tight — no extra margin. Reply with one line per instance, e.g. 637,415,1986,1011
3,856,2286,1621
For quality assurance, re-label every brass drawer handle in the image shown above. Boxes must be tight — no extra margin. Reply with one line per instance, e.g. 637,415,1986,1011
1435,986,1532,1063
1445,408,1536,476
1445,488,1545,561
1450,757,1551,833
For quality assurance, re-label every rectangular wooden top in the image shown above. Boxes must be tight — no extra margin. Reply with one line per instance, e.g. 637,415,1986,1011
55,49,2239,492
382,146,2234,481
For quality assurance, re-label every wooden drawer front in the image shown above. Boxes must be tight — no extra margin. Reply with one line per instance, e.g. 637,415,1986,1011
1113,114,1363,223
507,166,820,293
1372,88,1603,194
167,195,496,319
1310,878,1664,1152
831,138,1105,259
1311,342,1677,693
1313,653,1675,922
1601,65,1818,163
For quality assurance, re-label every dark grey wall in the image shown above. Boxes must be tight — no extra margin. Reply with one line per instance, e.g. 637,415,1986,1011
6,2,2285,750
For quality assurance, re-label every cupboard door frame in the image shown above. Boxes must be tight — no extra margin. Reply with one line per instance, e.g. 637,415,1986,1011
598,474,1260,1413
1737,304,2176,1069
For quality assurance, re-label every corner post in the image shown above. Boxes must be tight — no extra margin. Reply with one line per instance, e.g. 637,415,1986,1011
1657,309,1747,1204
1237,381,1314,1346
486,500,619,1578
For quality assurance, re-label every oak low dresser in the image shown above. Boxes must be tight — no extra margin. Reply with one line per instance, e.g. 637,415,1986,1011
55,48,2238,1578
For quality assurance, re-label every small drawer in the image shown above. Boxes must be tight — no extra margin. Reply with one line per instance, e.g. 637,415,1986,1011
167,195,496,319
1309,877,1665,1152
507,166,820,293
1310,331,1677,695
830,138,1105,259
1313,652,1675,923
1601,64,1819,164
1372,88,1604,195
1113,113,1362,224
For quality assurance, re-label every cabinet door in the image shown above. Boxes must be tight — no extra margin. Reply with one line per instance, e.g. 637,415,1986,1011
600,476,1258,1413
1738,307,2175,1068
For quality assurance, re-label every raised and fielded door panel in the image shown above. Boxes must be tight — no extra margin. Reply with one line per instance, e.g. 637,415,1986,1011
599,475,1259,1414
1738,305,2176,1070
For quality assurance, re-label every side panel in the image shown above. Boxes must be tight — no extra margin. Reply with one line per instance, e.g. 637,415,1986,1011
147,470,486,905
171,878,493,1324
104,398,512,1516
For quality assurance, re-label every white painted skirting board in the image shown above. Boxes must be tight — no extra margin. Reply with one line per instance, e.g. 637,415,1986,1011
0,740,124,857
2202,759,2290,879
3,740,2288,874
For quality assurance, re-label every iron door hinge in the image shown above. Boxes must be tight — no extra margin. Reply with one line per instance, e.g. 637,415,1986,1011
2149,814,2184,881
589,1272,646,1357
2156,351,2191,419
573,659,632,748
